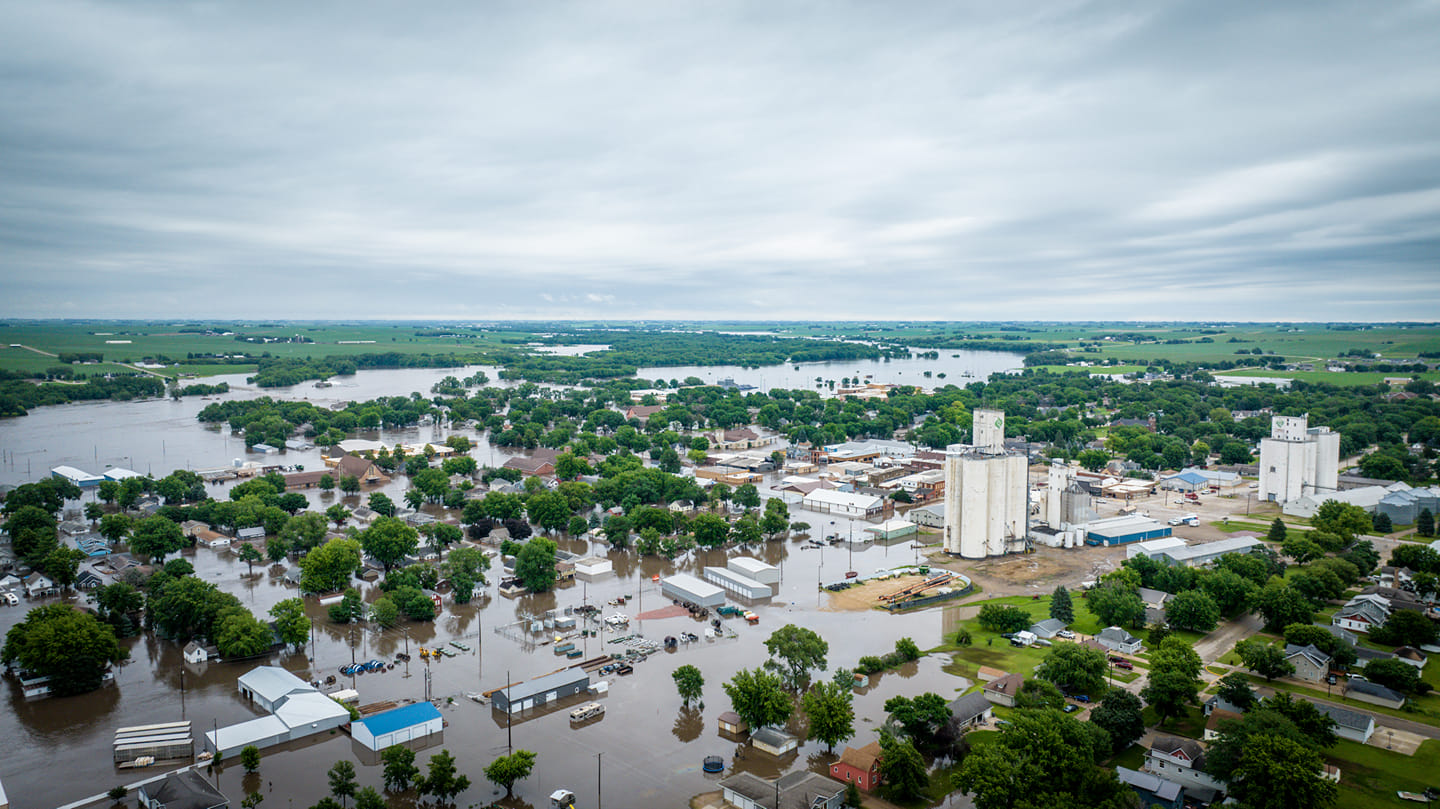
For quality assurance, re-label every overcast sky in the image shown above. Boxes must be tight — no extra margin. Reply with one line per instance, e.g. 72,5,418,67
3,1,1439,321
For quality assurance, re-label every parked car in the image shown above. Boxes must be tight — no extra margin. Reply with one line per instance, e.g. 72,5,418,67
1073,694,1091,703
1327,674,1338,685
1112,660,1134,670
1063,704,1079,713
1168,517,1184,526
1056,629,1075,639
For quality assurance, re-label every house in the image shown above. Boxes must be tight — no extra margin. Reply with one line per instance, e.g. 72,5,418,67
1115,766,1185,809
752,727,800,756
1203,708,1243,741
24,573,58,599
717,711,748,735
1028,618,1068,639
137,770,228,809
718,711,749,735
1314,702,1376,744
1145,735,1225,798
1284,644,1332,684
184,641,217,664
714,428,771,451
237,666,313,712
74,568,106,591
830,741,883,792
331,453,391,486
1332,596,1392,634
982,672,1023,708
1345,679,1406,709
624,404,667,421
1096,626,1143,655
501,449,559,477
236,526,265,543
1394,646,1428,670
352,701,444,751
948,692,993,729
720,771,846,809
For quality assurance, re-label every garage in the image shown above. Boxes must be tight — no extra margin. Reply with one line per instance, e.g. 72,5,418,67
351,702,444,752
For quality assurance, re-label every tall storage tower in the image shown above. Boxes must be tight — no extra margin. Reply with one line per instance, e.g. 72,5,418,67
1258,414,1340,503
943,409,1028,559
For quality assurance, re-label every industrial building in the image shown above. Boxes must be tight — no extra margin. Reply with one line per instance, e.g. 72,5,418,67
801,488,886,517
352,701,444,751
1155,535,1264,567
704,567,773,600
728,557,779,584
943,409,1028,558
51,465,104,487
1127,536,1189,560
1259,415,1340,504
237,666,312,712
491,669,591,715
1082,515,1171,546
1039,462,1094,528
864,519,917,541
205,667,352,756
660,572,726,607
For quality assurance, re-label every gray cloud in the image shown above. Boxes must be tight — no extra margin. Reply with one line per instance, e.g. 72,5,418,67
2,0,1439,320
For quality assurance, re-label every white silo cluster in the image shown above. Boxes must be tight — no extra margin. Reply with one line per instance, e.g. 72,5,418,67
943,409,1029,559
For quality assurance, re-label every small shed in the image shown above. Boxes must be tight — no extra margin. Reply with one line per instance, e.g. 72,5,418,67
352,701,444,751
717,711,749,735
864,519,918,541
236,526,266,542
659,572,725,608
574,556,613,579
751,727,799,756
183,641,216,664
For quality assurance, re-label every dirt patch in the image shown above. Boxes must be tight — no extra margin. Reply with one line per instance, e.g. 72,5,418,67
635,604,691,620
819,574,927,612
922,544,1127,598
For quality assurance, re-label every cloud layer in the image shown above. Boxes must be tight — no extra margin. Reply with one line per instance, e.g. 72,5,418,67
3,1,1439,320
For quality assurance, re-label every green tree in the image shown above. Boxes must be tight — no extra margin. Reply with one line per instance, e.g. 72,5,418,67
1035,643,1108,696
238,542,264,576
1312,500,1373,541
1370,609,1440,648
42,546,87,590
803,680,855,752
691,512,730,548
1237,639,1295,681
1217,671,1258,710
327,760,358,807
1014,678,1066,711
240,745,261,773
97,512,134,543
325,503,351,529
1049,585,1074,623
877,730,929,802
382,746,420,792
1164,589,1221,632
759,497,790,537
241,793,264,809
1201,568,1259,615
525,491,572,534
954,709,1130,809
976,604,1032,634
318,474,335,492
280,511,329,553
1088,584,1146,629
1372,512,1393,534
883,693,951,741
1267,517,1287,544
672,664,704,707
1,604,128,695
367,492,396,517
483,749,536,797
723,667,793,730
298,537,362,594
1419,508,1435,538
1254,581,1313,632
129,515,186,561
1282,534,1324,564
893,637,922,662
763,624,829,691
732,483,761,510
1141,636,1202,725
1090,689,1145,753
360,516,419,574
514,537,558,592
214,606,273,659
418,749,470,802
1227,733,1338,809
352,788,383,809
1362,658,1428,693
268,598,310,649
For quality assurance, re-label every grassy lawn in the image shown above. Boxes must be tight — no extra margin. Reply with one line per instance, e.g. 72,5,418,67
935,594,1110,696
1329,739,1440,809
1105,743,1148,771
1211,519,1276,533
1141,704,1207,738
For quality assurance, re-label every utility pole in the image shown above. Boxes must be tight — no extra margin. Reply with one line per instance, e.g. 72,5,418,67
506,668,513,753
597,752,603,809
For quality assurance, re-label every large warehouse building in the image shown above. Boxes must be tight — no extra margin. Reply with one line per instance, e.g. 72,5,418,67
943,409,1028,559
660,572,725,607
352,702,444,751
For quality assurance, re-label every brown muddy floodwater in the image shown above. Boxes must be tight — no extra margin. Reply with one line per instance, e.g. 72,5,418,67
1,521,969,809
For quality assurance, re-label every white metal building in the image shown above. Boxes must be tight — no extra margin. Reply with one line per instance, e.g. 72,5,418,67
237,666,313,712
1259,415,1340,504
51,465,104,487
704,567,773,599
660,572,725,607
728,557,780,585
351,701,443,751
800,488,885,517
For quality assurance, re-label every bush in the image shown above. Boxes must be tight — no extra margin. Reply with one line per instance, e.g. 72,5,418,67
856,655,887,674
977,604,1032,634
108,786,127,802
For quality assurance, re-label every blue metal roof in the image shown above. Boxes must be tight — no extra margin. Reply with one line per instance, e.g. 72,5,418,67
1167,471,1209,485
360,701,442,736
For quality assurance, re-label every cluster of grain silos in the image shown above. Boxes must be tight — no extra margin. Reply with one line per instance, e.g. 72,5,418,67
942,409,1029,559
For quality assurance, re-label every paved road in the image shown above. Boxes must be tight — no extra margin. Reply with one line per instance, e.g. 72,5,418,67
1193,614,1264,664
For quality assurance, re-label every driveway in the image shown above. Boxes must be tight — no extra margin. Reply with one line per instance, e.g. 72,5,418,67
1192,614,1263,664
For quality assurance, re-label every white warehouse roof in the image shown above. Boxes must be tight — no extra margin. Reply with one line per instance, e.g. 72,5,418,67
802,489,883,509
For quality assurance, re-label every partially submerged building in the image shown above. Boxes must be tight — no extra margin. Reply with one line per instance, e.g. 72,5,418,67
491,669,591,715
352,701,444,751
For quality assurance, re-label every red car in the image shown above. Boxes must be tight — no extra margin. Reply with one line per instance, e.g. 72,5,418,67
1112,659,1134,670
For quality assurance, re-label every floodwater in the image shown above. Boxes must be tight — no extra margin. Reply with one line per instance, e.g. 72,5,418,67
637,347,1024,392
0,358,1014,808
0,528,970,809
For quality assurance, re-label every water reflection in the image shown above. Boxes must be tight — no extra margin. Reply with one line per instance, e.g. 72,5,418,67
672,706,703,743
